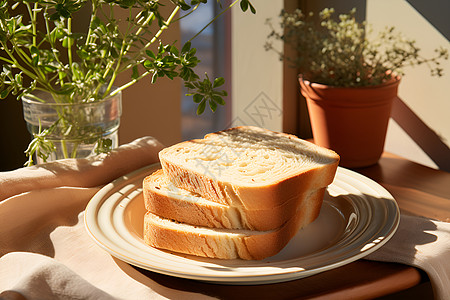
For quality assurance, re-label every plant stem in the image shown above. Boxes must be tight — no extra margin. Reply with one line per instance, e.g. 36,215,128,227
112,70,151,96
118,5,180,76
25,2,37,46
104,40,127,97
149,7,180,48
0,56,15,65
61,140,70,159
122,6,155,56
188,0,239,42
23,2,46,82
1,46,40,84
85,1,99,46
44,7,66,87
67,18,74,80
71,142,79,158
32,3,38,44
103,5,135,97
173,3,200,22
110,5,181,94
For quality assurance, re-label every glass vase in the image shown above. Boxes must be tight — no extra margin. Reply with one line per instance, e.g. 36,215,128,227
22,89,122,164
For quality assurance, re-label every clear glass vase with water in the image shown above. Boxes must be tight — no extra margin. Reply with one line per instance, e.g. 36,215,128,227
22,89,122,164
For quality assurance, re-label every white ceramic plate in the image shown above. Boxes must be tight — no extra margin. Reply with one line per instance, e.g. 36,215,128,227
84,163,399,285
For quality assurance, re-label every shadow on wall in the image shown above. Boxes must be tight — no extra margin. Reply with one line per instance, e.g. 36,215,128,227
378,1,449,172
391,97,450,172
406,0,450,41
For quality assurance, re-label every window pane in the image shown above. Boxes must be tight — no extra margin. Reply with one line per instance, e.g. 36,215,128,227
180,2,227,140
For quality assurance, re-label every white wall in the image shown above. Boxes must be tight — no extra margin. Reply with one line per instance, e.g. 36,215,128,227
231,0,450,170
367,0,450,170
231,1,284,132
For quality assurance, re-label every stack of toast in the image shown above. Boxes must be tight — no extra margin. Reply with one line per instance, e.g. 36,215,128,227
142,126,339,260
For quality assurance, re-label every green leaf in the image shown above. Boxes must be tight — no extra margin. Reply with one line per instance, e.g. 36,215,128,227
196,100,206,115
132,66,139,80
41,65,57,73
165,70,178,79
184,82,195,89
146,50,155,59
30,45,39,56
0,30,7,44
91,16,100,27
77,49,89,59
55,28,64,39
30,46,39,66
189,48,197,56
0,87,11,99
177,0,191,11
14,73,23,86
213,77,225,88
143,60,152,68
31,56,39,66
110,47,118,58
118,0,136,9
249,1,256,14
209,99,217,112
62,36,73,48
213,95,226,105
170,45,179,56
181,42,191,53
193,93,203,103
240,0,248,12
95,138,113,154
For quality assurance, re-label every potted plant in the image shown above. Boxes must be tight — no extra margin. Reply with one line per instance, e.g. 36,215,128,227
0,0,256,166
265,8,448,168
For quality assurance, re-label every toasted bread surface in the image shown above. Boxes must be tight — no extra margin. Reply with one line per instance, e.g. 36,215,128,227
159,126,339,209
143,188,325,260
143,169,322,231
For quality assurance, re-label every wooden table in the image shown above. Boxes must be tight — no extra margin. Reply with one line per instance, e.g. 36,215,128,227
134,153,450,299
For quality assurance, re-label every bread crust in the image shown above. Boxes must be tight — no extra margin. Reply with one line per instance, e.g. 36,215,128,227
143,169,320,231
143,169,242,229
143,188,325,260
159,126,339,210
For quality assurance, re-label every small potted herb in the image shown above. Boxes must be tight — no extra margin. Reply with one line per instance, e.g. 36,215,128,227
0,0,256,165
265,8,448,167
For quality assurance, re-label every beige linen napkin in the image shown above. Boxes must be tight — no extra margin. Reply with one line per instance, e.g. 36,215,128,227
0,136,163,202
0,137,215,300
365,214,450,300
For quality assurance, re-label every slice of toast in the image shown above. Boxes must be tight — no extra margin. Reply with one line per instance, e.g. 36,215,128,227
159,126,339,210
143,169,324,231
143,188,325,260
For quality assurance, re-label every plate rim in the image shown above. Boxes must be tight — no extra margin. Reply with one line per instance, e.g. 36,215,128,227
84,163,400,284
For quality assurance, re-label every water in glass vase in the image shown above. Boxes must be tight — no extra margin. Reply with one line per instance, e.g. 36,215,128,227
21,89,122,164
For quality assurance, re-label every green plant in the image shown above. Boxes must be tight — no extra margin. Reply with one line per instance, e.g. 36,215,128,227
0,0,256,165
265,8,448,87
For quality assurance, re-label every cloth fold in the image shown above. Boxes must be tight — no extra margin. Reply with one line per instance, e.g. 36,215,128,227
0,137,214,300
0,137,448,299
365,214,450,300
0,136,164,202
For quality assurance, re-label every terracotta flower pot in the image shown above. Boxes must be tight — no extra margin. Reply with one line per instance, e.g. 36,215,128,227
299,76,401,168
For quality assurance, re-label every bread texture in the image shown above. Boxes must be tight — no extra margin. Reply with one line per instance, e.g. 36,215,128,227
159,126,339,210
143,126,340,260
143,188,325,260
143,169,322,231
